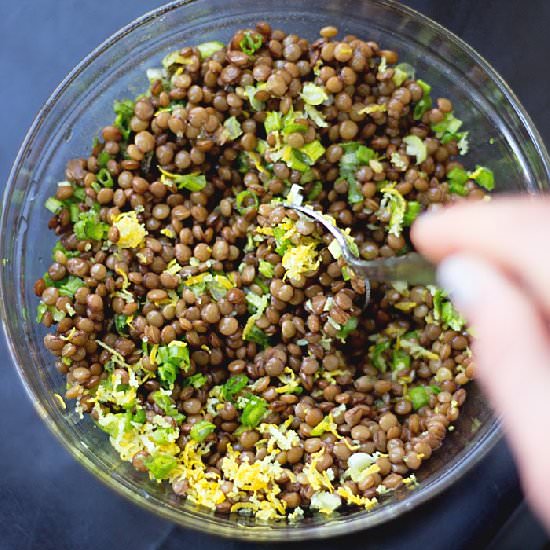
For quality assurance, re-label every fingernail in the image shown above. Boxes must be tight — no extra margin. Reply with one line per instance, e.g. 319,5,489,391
437,253,497,311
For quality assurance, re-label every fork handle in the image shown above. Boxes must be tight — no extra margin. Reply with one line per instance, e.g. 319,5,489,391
352,253,438,286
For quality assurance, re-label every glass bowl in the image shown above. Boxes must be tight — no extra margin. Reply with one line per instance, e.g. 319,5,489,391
2,0,549,541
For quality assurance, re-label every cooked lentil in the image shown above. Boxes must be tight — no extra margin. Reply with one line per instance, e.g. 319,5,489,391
35,23,494,521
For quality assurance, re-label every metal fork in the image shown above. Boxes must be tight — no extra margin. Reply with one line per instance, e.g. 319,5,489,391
287,205,437,300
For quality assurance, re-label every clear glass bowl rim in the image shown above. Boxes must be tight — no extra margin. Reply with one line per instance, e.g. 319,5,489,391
2,0,549,541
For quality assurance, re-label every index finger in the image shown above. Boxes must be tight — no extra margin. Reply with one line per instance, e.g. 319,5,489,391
411,196,550,314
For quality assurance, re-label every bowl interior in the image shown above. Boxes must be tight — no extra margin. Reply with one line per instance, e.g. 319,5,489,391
2,0,549,541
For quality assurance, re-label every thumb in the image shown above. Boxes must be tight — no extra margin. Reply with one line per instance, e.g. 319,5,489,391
437,253,550,528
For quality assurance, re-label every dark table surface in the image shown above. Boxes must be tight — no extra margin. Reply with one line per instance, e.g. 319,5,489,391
1,1,549,549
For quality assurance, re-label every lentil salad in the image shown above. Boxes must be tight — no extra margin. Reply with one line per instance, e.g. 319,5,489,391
34,23,494,521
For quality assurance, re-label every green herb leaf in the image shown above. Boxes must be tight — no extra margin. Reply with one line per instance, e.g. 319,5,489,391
431,112,464,147
338,143,376,205
97,150,111,169
59,276,86,297
440,300,465,331
272,225,292,255
132,408,146,424
301,140,326,164
157,363,178,388
239,31,264,56
281,146,309,172
36,302,47,323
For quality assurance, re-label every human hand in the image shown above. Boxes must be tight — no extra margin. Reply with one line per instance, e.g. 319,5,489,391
412,197,550,530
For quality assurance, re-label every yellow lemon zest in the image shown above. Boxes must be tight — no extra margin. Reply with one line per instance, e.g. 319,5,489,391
113,211,148,248
281,242,320,280
149,344,159,365
336,485,378,510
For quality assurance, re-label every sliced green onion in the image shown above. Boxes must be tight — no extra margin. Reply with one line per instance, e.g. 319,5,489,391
403,135,427,164
300,82,328,106
408,386,432,410
258,259,275,278
235,189,259,215
220,374,249,401
223,116,243,140
239,32,263,56
185,373,208,388
190,420,216,442
144,454,177,480
306,181,323,201
197,40,225,59
392,349,411,372
469,165,495,191
413,80,432,120
403,201,422,226
336,317,358,342
96,168,114,188
241,396,268,428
